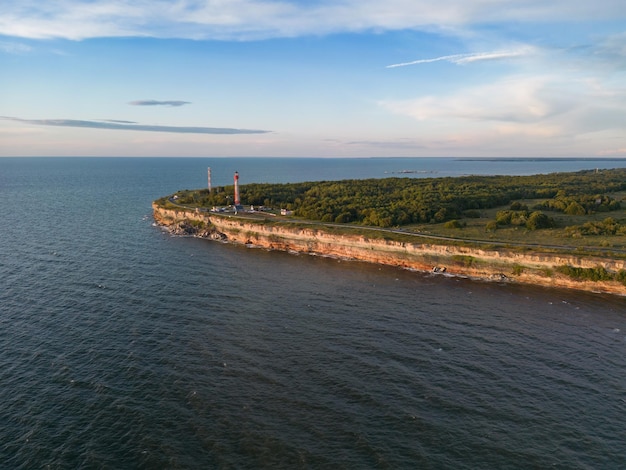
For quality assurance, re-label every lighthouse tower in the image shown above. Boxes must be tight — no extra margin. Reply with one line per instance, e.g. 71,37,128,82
233,171,240,206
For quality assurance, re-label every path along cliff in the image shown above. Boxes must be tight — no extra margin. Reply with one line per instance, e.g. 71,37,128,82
153,204,626,296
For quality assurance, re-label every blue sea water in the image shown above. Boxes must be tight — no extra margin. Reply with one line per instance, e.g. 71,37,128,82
1,157,625,469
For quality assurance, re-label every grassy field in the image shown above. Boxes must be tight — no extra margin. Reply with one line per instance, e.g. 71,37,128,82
407,193,626,252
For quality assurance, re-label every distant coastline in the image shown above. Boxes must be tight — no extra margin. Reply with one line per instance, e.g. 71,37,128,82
458,157,626,162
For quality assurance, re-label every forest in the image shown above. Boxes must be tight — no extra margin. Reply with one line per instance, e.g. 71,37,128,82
168,168,626,229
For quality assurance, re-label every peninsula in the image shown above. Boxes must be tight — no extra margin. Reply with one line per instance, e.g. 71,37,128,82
153,169,626,295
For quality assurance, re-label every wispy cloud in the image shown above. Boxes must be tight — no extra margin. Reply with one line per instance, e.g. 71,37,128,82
2,117,270,135
2,1,625,41
346,139,427,150
129,100,191,107
0,41,31,54
597,147,626,156
590,32,626,69
386,48,533,68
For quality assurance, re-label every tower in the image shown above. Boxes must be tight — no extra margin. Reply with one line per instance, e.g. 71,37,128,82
207,167,212,191
233,171,240,205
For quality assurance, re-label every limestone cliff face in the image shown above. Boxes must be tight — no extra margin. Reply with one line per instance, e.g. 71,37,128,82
153,204,626,295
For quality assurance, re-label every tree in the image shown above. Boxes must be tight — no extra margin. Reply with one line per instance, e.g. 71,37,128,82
444,220,465,229
564,201,586,215
526,211,555,230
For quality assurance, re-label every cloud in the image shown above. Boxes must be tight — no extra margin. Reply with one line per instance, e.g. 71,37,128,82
2,1,625,41
597,147,626,156
386,48,534,68
346,139,427,150
380,76,556,123
379,73,626,140
1,117,270,134
129,100,191,107
0,41,32,54
589,32,626,69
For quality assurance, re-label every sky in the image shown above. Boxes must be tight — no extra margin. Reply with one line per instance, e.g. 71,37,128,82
1,1,626,158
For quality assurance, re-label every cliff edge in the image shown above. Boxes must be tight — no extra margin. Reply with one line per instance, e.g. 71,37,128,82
153,204,626,296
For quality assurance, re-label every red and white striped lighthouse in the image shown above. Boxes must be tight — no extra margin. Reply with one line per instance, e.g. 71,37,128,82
233,171,240,205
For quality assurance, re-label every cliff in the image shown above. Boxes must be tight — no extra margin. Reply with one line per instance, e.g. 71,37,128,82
153,204,626,296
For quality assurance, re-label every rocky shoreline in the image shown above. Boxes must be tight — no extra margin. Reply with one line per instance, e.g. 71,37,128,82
153,204,626,296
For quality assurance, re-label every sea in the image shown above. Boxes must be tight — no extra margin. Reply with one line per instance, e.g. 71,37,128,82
1,157,625,469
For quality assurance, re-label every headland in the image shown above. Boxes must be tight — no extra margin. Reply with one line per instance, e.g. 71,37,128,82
153,169,626,295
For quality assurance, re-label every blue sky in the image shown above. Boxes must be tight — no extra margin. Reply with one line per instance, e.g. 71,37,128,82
1,1,625,157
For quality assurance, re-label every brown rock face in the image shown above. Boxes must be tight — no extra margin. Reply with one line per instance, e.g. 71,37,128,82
153,204,626,296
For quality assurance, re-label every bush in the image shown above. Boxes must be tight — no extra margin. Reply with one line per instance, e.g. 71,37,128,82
564,201,586,215
526,211,555,230
444,219,465,229
454,255,476,267
512,264,524,275
485,220,498,232
556,265,614,282
334,212,352,223
565,217,625,237
496,210,513,226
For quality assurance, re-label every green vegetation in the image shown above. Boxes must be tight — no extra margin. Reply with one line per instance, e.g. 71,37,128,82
535,193,621,214
171,168,626,226
512,264,524,275
158,168,626,256
556,265,626,285
565,217,626,237
444,219,466,229
189,220,206,229
453,255,477,268
494,210,555,230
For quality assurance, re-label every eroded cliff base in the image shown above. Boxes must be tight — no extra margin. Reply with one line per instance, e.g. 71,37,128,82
153,204,626,296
